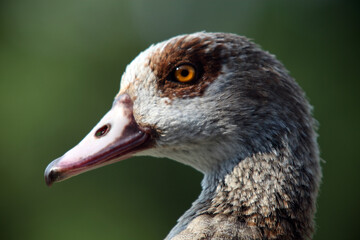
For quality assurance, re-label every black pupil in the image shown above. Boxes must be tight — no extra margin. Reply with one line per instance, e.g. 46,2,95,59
95,124,110,137
180,69,189,77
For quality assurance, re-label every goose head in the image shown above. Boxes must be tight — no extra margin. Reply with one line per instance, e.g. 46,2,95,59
45,32,321,240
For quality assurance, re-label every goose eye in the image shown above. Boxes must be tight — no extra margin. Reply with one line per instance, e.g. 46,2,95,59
174,64,196,83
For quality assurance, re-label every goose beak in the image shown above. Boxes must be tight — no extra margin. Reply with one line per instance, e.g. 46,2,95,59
44,94,152,186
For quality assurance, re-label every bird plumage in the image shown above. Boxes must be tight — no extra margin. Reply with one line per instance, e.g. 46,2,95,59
45,32,321,240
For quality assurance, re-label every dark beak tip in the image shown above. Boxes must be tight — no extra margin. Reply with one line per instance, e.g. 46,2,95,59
44,161,61,187
44,169,54,187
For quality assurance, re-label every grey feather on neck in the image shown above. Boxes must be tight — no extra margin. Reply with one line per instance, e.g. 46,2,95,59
167,131,320,240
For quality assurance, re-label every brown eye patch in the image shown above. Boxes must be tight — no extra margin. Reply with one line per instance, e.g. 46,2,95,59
148,35,226,99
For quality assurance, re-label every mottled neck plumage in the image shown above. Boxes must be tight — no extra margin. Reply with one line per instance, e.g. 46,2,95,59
166,133,320,240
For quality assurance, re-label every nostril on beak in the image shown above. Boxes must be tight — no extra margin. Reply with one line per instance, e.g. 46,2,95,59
95,124,111,138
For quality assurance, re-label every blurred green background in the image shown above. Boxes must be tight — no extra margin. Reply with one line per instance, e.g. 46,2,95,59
0,0,359,239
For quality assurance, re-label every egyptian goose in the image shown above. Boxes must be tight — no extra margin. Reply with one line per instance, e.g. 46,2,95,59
45,32,321,240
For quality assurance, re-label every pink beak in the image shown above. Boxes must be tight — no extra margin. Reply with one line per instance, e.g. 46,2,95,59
44,94,152,186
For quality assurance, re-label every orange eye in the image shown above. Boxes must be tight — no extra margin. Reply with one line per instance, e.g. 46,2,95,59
174,64,196,83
